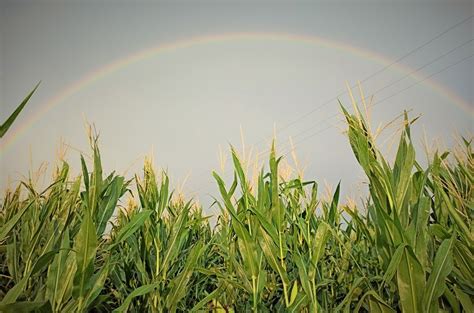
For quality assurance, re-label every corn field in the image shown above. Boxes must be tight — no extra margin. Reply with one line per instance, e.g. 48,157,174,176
0,100,473,312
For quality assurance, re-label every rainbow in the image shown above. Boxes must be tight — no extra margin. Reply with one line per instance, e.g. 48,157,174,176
1,32,472,152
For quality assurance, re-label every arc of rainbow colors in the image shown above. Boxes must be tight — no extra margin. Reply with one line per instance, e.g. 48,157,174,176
1,32,472,153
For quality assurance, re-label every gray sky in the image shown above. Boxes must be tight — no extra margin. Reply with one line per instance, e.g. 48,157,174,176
1,0,473,210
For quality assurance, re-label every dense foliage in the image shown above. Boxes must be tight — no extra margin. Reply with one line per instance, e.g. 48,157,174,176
0,103,472,312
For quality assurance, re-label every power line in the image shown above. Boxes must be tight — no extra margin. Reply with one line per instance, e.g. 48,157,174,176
252,15,473,144
256,37,474,158
191,52,474,197
187,15,473,194
278,52,474,158
238,15,473,161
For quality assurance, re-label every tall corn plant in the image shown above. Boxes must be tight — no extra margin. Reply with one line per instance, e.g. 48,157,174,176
0,134,128,312
106,160,208,313
423,139,473,312
210,145,372,312
341,100,473,312
0,91,472,312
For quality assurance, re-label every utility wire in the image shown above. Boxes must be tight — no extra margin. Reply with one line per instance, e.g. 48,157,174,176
256,37,474,158
191,52,474,197
187,15,473,195
237,15,473,162
252,15,474,145
278,53,474,159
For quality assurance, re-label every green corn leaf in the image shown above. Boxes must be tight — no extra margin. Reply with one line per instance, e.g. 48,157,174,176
113,282,161,313
157,173,169,216
46,230,75,311
248,205,279,245
287,293,308,312
190,286,223,312
439,189,473,246
109,210,152,249
453,285,473,312
160,206,191,278
289,281,298,306
328,182,340,225
83,260,111,309
80,155,90,195
96,176,124,236
354,291,395,313
73,210,97,306
259,231,289,286
294,252,317,305
0,301,49,313
368,297,396,313
230,146,249,193
311,222,330,267
269,144,283,231
166,242,206,311
1,248,59,305
333,277,365,312
443,287,461,313
1,275,29,305
423,237,454,312
381,243,407,287
0,82,39,138
397,246,425,313
453,242,474,286
31,249,59,276
0,200,34,242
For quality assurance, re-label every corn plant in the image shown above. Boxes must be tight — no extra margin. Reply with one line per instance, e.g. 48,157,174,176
105,160,209,312
0,134,128,312
0,98,472,312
